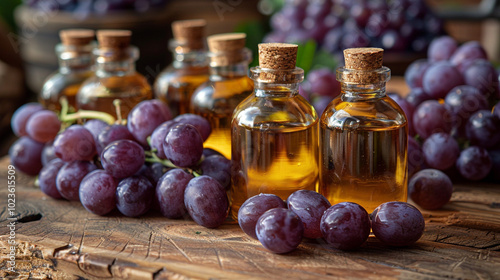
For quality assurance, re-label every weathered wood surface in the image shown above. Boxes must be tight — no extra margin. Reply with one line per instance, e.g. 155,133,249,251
0,156,499,280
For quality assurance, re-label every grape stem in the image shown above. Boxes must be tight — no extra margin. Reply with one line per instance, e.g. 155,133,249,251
59,97,116,125
145,150,201,177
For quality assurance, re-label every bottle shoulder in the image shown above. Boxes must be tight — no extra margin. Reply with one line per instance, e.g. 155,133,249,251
79,72,151,95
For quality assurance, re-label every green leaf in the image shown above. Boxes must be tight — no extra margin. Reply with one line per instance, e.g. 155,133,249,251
295,40,317,74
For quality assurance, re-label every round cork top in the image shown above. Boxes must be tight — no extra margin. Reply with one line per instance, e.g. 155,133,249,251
172,19,206,51
207,33,246,53
60,29,95,46
97,30,132,49
344,48,383,70
258,43,297,70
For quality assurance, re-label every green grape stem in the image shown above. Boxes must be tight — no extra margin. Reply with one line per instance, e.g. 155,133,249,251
144,150,201,177
58,97,116,125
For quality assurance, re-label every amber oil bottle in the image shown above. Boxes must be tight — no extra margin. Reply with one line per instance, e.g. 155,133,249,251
319,48,408,213
76,30,152,119
40,29,95,112
231,43,319,219
191,33,253,159
154,19,210,117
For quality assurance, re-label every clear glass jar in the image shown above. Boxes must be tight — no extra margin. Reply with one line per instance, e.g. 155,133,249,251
319,65,408,213
40,43,94,112
191,47,253,159
77,46,152,119
230,66,319,219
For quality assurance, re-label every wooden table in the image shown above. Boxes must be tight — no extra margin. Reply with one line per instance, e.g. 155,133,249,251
1,156,499,280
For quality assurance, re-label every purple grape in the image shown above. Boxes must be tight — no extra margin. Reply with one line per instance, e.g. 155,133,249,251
406,87,432,109
238,193,286,240
11,102,43,137
41,143,56,166
307,68,340,98
287,190,331,239
135,163,165,186
445,86,489,134
101,140,145,179
199,155,231,190
323,28,344,53
312,96,333,117
380,29,407,51
97,124,136,156
463,59,499,98
320,202,370,250
299,84,311,101
350,2,371,27
202,148,223,158
38,158,65,199
390,94,415,135
408,137,425,177
422,133,460,170
341,28,370,49
164,123,203,167
371,202,425,247
184,175,228,228
83,119,109,143
9,136,44,176
422,61,464,99
150,120,178,159
156,169,193,219
56,161,97,201
413,100,453,139
404,59,430,89
365,12,389,37
466,110,500,149
26,110,61,143
173,114,212,141
256,208,304,254
302,17,329,44
79,170,119,216
456,146,492,181
409,169,453,210
127,100,172,146
53,125,97,162
450,41,488,73
116,176,154,217
427,36,457,62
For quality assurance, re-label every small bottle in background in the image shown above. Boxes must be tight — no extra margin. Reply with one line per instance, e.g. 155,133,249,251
319,48,408,213
191,33,253,159
40,29,95,112
154,19,210,117
230,43,319,219
77,30,152,119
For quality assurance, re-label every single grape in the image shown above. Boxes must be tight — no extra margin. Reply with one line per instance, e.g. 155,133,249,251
164,123,203,167
409,169,453,210
466,110,500,149
38,158,65,199
371,202,425,247
456,146,492,181
450,41,488,73
56,161,97,201
173,114,212,141
199,155,231,190
427,36,457,62
116,176,154,217
413,100,453,139
41,143,56,166
287,190,331,239
408,137,425,177
53,125,97,162
463,59,499,98
9,136,44,176
156,169,193,219
422,133,460,170
101,140,145,179
184,175,228,228
238,193,286,240
307,68,340,98
11,102,43,137
202,148,223,158
127,99,172,146
256,208,304,254
26,110,61,143
444,85,489,134
422,61,464,99
83,119,109,143
320,202,370,250
389,94,415,135
135,163,165,186
406,87,432,109
79,170,119,216
150,120,178,159
97,124,135,156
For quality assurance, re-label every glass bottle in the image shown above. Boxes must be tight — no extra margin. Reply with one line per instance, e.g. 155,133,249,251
319,48,408,213
231,43,319,219
40,29,95,112
191,33,254,159
77,30,152,120
154,19,209,117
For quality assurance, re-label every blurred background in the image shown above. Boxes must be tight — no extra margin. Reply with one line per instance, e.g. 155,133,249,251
1,0,500,156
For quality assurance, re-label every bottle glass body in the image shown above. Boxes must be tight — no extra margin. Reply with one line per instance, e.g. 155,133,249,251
154,44,209,117
230,67,319,219
77,47,152,119
319,67,408,213
40,44,94,111
191,54,253,159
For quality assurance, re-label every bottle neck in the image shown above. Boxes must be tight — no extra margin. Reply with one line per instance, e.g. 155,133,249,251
94,46,139,77
170,39,208,69
336,66,390,100
56,43,94,73
210,63,249,80
341,82,387,100
250,66,304,97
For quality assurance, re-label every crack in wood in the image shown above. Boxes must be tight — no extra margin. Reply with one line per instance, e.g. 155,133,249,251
17,213,43,223
164,236,193,263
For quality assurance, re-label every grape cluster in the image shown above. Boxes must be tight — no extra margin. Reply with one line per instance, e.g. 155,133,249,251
266,0,443,54
9,100,230,228
299,68,341,116
238,191,425,253
24,0,169,14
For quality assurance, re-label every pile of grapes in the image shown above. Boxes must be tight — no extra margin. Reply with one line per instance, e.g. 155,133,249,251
238,191,424,253
266,0,444,54
23,0,169,14
9,99,231,228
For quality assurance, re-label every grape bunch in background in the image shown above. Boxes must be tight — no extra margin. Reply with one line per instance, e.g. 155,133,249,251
266,0,444,54
9,99,231,228
23,0,169,14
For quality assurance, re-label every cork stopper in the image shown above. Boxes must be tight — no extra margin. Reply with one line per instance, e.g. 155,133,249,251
97,30,132,49
341,48,387,84
172,19,206,51
207,33,247,66
257,43,300,83
60,29,95,46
